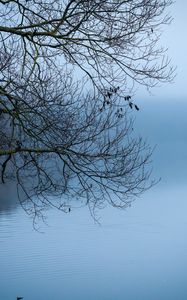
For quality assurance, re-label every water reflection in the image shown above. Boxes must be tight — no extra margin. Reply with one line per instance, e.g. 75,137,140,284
0,182,19,215
0,100,187,300
0,183,187,300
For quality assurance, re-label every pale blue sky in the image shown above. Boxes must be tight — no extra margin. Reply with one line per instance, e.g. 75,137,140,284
138,0,187,101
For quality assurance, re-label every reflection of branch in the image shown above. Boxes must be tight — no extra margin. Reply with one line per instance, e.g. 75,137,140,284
1,153,11,183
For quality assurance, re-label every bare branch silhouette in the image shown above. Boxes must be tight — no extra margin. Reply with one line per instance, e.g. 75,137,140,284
0,0,173,219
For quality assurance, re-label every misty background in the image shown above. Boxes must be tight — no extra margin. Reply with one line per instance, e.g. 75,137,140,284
0,1,187,300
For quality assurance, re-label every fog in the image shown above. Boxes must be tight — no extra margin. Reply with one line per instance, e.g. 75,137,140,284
1,1,187,299
0,97,187,300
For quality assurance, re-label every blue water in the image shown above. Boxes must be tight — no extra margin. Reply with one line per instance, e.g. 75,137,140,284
0,100,187,300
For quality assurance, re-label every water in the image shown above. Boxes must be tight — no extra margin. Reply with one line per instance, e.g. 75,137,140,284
1,100,187,300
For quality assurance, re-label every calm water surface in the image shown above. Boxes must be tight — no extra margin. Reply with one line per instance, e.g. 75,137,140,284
1,100,187,300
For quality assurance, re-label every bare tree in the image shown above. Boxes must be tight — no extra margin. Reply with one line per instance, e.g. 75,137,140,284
0,0,174,219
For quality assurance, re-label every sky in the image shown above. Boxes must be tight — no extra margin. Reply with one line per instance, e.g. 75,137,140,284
137,0,187,102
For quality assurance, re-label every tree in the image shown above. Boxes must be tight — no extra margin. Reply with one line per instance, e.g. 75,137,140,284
0,0,174,220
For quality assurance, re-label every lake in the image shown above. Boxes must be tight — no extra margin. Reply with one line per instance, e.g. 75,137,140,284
1,99,187,300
